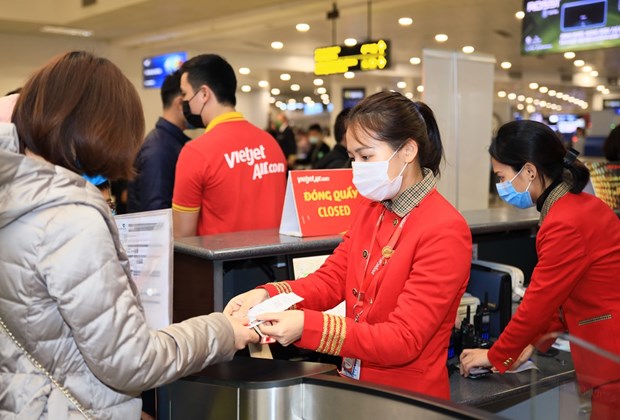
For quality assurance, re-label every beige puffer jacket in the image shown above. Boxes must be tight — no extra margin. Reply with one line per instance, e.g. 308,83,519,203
0,123,237,419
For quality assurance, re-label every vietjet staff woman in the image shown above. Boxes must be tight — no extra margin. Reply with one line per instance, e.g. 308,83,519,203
225,91,472,400
460,120,620,418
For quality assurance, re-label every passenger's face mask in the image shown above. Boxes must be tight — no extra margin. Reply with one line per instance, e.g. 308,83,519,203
182,90,206,129
309,136,320,145
495,166,534,209
352,148,408,202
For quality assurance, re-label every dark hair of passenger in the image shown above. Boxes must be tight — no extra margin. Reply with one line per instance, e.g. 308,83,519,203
334,107,351,144
308,123,322,133
180,54,237,107
603,125,620,161
13,51,145,181
347,90,444,176
489,120,590,193
160,70,183,109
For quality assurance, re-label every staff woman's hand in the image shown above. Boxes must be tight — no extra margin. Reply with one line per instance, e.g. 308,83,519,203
224,289,270,318
459,348,492,377
256,310,304,347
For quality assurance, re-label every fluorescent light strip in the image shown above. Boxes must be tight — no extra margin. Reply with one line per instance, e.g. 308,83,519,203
41,26,93,37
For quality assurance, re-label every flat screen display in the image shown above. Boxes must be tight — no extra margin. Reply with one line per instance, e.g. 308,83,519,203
342,88,365,109
142,51,187,89
522,0,620,55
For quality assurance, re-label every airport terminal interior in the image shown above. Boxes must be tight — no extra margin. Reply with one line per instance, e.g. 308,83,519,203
1,0,620,419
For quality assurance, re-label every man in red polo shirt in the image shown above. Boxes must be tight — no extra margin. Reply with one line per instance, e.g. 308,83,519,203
172,54,287,237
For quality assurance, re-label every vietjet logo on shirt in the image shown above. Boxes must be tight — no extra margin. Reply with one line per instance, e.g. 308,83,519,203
224,145,286,180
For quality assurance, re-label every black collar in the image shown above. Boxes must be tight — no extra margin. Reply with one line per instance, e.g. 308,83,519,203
536,178,562,212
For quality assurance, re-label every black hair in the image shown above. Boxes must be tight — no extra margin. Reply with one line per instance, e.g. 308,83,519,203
180,54,236,106
334,107,351,144
347,90,444,176
489,120,590,193
603,125,620,161
308,123,322,133
160,70,182,109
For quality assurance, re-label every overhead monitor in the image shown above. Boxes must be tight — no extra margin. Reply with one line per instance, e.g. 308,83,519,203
522,0,620,55
342,87,365,109
142,51,187,89
314,39,390,75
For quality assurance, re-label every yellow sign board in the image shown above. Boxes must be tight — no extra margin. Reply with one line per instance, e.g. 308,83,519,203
314,39,390,76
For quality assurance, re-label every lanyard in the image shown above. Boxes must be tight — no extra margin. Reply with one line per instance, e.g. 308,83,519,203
353,209,410,321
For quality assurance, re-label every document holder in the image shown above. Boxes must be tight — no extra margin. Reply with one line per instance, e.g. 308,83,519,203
466,263,513,338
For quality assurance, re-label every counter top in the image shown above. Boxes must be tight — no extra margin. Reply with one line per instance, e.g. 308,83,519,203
175,206,541,261
450,349,575,409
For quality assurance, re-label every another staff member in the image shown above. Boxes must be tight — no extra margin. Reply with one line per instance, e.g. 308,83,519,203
460,120,620,418
225,91,472,400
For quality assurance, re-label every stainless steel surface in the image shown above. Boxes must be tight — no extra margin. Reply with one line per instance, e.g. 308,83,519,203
239,386,303,420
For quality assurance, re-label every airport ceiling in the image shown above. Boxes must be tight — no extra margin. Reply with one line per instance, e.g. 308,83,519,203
2,0,620,113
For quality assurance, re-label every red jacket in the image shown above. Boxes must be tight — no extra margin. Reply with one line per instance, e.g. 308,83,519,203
488,192,620,391
263,189,472,399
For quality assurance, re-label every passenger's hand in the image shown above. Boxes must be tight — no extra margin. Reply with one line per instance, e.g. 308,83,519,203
459,348,492,377
226,315,260,350
512,344,535,370
224,289,270,318
256,310,304,347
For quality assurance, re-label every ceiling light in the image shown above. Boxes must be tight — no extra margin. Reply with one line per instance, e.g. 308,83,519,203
526,97,533,103
409,57,421,65
271,41,284,49
417,85,424,93
317,87,327,94
321,93,330,100
529,82,539,89
241,85,251,92
313,78,324,86
405,92,414,99
296,23,310,32
399,17,413,26
597,85,606,91
397,81,407,89
435,34,448,43
591,70,599,77
500,61,512,69
527,104,536,113
268,97,276,104
548,90,556,96
291,84,300,91
344,71,355,79
556,91,564,97
508,93,517,100
533,99,540,105
517,94,525,101
462,46,475,54
582,65,593,72
497,90,507,98
574,59,585,67
288,98,296,104
239,67,250,75
517,103,525,110
271,88,281,95
303,96,312,103
258,80,269,88
41,25,93,37
344,38,357,47
539,86,548,93
515,11,525,20
564,51,576,59
280,73,291,81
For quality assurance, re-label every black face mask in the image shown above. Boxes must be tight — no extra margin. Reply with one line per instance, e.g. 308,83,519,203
182,91,206,129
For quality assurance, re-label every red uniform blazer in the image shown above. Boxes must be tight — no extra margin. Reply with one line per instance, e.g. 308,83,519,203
488,192,620,391
263,189,472,399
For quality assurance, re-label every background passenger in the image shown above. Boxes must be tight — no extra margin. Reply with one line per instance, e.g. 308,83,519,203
460,120,620,419
273,112,297,169
127,70,190,213
225,91,472,400
0,51,257,419
314,107,352,169
603,125,620,162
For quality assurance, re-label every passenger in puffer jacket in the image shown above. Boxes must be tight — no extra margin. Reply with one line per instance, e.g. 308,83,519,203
0,51,258,420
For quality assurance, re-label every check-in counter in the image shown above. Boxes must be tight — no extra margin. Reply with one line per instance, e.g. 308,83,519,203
173,206,541,319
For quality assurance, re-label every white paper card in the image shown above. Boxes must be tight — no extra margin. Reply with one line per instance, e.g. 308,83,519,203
115,209,173,330
247,292,304,327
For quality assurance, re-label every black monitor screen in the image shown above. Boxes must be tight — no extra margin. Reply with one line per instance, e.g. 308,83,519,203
142,51,187,89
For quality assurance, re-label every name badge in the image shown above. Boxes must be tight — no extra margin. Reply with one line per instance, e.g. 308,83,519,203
340,357,361,380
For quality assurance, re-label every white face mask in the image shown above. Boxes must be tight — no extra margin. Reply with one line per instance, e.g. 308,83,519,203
352,148,408,201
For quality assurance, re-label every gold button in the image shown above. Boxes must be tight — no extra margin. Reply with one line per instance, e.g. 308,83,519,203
362,250,368,258
393,218,398,226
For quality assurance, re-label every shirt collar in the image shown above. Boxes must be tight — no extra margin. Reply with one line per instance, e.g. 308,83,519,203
155,117,191,144
382,167,436,217
539,181,571,224
205,112,245,133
